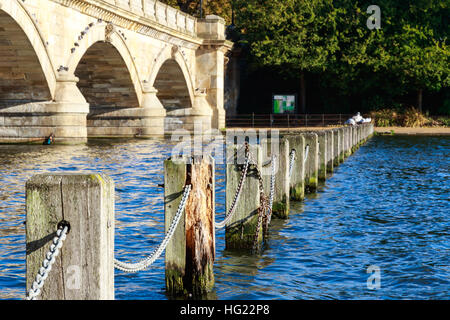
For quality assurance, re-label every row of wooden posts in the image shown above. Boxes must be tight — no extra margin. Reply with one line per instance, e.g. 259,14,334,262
25,123,374,299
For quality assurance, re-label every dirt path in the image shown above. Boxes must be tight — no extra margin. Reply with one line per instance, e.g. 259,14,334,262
375,127,450,135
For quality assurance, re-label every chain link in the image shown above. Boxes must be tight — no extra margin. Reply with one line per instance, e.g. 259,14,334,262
266,155,276,226
114,184,192,273
288,149,296,178
215,144,250,229
304,145,310,165
247,148,270,252
26,225,69,300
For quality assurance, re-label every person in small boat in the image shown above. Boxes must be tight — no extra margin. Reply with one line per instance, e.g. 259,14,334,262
43,133,54,145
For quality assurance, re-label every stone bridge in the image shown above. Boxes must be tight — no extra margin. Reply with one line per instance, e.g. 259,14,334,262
0,0,232,142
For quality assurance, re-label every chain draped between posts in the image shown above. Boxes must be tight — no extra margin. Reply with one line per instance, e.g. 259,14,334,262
215,144,251,229
26,225,69,300
114,184,192,273
248,147,276,251
29,142,283,283
267,155,276,226
214,142,277,252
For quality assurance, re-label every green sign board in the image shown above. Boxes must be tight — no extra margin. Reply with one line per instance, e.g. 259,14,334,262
273,95,296,114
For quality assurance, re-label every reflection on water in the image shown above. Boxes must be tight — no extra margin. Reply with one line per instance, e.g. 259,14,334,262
0,136,449,300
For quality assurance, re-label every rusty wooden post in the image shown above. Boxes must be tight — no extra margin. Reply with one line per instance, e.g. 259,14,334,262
164,155,215,296
26,174,115,300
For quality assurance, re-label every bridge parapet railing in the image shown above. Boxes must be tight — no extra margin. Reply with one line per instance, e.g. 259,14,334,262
90,0,197,36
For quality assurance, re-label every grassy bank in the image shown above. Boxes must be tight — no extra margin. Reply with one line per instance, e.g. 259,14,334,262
370,108,450,127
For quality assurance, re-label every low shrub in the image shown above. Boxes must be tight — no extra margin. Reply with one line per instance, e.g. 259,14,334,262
401,107,431,127
369,107,448,127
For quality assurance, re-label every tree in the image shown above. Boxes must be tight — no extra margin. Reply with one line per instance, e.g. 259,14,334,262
234,0,339,113
233,0,449,113
160,0,233,24
375,0,450,112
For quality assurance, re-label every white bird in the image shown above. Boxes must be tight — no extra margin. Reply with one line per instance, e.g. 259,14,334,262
345,118,356,125
352,112,363,123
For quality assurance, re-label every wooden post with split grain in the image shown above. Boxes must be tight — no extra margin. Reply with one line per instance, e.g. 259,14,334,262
317,132,327,181
164,155,215,296
285,134,306,201
262,137,290,219
26,173,115,300
225,144,263,250
303,132,319,193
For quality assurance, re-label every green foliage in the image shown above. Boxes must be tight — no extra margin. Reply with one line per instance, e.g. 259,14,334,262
437,117,450,126
369,107,445,127
234,0,339,76
233,0,450,113
159,0,233,24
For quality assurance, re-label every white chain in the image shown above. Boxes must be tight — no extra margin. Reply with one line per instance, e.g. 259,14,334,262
26,225,69,300
215,150,250,229
114,184,192,273
266,155,276,225
288,150,296,178
304,145,310,165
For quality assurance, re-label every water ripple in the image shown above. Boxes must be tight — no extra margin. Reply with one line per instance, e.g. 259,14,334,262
0,135,449,299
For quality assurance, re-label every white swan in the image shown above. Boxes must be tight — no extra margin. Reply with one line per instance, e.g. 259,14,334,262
352,112,363,123
345,118,356,125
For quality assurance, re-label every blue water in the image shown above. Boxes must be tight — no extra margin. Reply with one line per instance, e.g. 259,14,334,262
0,135,449,299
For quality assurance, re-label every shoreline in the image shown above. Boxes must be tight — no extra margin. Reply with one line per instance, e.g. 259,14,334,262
374,127,450,136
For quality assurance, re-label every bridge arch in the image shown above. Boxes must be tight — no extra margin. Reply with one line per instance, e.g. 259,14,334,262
148,46,195,111
0,0,56,105
67,23,143,108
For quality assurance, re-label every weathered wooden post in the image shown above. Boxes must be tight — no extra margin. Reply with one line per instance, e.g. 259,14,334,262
357,125,362,146
317,131,327,181
285,134,306,201
26,174,115,300
352,126,358,152
342,126,348,160
333,128,341,167
361,124,366,143
225,144,263,250
349,126,354,154
262,138,290,218
325,130,334,173
344,127,351,158
338,128,345,163
348,126,355,155
165,155,215,296
303,132,319,193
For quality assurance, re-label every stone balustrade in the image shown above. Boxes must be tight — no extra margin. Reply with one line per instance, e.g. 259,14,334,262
55,0,197,36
